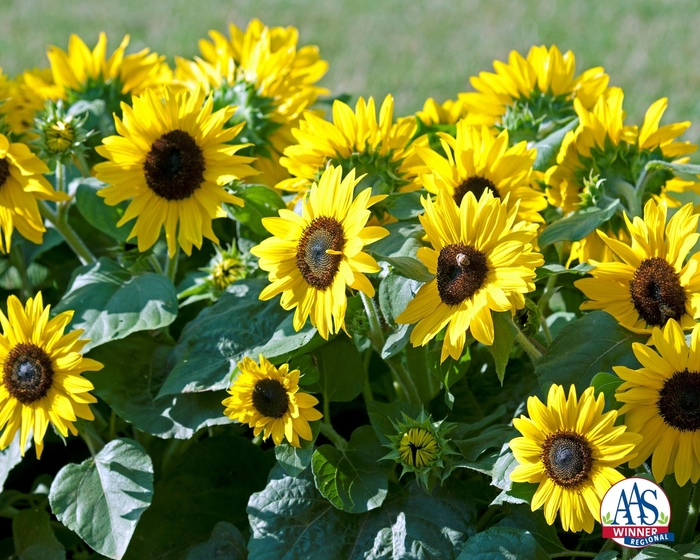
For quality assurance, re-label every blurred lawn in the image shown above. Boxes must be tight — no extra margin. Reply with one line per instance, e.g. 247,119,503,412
1,0,700,142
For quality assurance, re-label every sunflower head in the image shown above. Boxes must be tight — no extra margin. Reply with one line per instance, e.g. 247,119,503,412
510,384,640,533
33,100,93,165
251,165,388,339
0,69,53,138
222,354,322,447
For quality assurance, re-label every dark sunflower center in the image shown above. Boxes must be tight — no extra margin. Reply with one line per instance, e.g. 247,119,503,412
0,159,10,188
541,430,593,488
2,343,54,404
629,257,686,327
453,176,499,206
436,243,489,306
143,130,205,201
295,217,345,290
252,378,290,419
657,368,700,431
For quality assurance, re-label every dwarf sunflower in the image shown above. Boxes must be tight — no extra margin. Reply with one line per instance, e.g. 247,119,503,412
416,121,546,224
575,199,700,334
251,165,388,339
459,45,609,144
94,87,257,257
0,133,69,252
0,292,102,458
396,190,543,362
175,19,328,186
615,321,700,485
223,354,322,447
510,384,640,533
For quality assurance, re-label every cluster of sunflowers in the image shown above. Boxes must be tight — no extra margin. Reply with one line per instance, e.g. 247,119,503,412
1,18,700,559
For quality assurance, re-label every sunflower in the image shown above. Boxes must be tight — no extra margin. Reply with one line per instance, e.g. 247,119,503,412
459,45,609,143
510,384,640,533
251,165,388,339
546,88,696,213
0,69,53,136
94,87,257,257
395,190,543,362
615,321,700,485
415,120,546,224
416,98,467,127
0,133,69,252
222,354,322,447
175,19,328,186
0,292,102,458
575,199,700,334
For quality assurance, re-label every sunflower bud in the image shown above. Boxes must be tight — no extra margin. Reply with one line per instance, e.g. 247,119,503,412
34,100,92,166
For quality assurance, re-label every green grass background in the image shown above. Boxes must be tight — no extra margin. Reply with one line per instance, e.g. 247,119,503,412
1,0,700,142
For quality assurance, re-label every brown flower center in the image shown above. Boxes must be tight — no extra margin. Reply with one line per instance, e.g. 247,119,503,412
0,159,10,188
143,130,205,200
3,343,54,404
436,243,488,306
296,217,345,290
453,176,499,206
629,257,686,327
541,430,593,488
657,368,700,432
252,378,290,419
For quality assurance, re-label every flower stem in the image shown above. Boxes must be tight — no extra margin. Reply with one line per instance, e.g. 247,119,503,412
515,327,544,362
359,291,385,351
681,482,700,542
8,245,31,302
38,200,96,265
165,249,179,282
148,254,164,274
319,418,348,450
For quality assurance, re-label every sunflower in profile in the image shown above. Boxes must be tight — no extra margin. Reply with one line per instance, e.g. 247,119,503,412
175,19,328,186
251,165,388,339
459,45,609,144
510,384,640,533
415,120,546,224
615,321,700,485
0,69,54,136
223,354,322,447
416,98,467,128
0,292,102,458
575,199,700,334
0,133,69,252
396,190,543,362
94,87,257,257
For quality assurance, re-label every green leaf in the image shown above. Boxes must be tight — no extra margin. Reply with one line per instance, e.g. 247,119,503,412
382,191,424,220
367,400,422,446
497,506,566,555
159,279,321,396
536,311,645,393
86,333,230,439
535,262,593,280
54,257,178,351
12,508,65,560
487,312,518,384
373,235,432,282
275,421,320,477
368,220,424,258
426,345,471,408
49,438,154,560
645,159,700,178
306,335,365,403
457,526,548,560
125,435,273,560
532,118,579,172
185,522,247,560
227,184,286,237
312,426,391,513
74,178,130,241
378,273,420,358
590,371,624,410
538,199,620,247
0,432,26,492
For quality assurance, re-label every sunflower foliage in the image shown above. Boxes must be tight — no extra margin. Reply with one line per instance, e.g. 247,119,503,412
1,24,700,560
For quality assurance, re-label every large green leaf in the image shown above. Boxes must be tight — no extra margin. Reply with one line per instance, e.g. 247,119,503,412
378,273,421,358
306,335,365,403
367,400,422,446
55,257,178,350
12,508,66,560
383,191,424,220
538,200,619,247
274,421,320,477
486,312,518,384
227,184,286,237
372,236,432,282
591,371,624,411
74,178,130,242
49,438,154,560
311,426,391,513
368,220,424,258
497,506,566,555
532,118,578,172
185,522,247,560
457,526,548,560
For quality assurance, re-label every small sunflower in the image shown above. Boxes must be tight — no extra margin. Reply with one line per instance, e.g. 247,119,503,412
0,69,53,136
0,292,102,458
0,133,69,252
416,98,467,128
222,354,322,447
575,199,700,334
94,87,257,257
510,384,640,533
416,120,546,224
615,321,700,485
459,45,609,143
396,190,543,362
251,165,388,339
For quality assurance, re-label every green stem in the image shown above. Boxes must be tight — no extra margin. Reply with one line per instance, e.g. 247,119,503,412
109,409,117,441
38,200,96,265
387,359,421,405
549,552,597,559
165,249,179,282
541,315,553,346
608,177,641,218
359,292,385,352
318,421,348,450
515,327,544,361
148,254,164,274
681,482,700,542
8,245,31,302
362,349,375,404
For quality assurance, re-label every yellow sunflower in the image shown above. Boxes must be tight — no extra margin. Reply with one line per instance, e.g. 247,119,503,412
175,19,329,186
566,227,631,267
94,87,257,257
510,384,640,533
0,133,69,252
459,45,609,143
395,190,543,362
0,69,55,136
575,199,700,334
415,120,546,224
415,98,467,127
222,354,322,447
0,292,102,458
251,165,388,339
615,321,700,485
